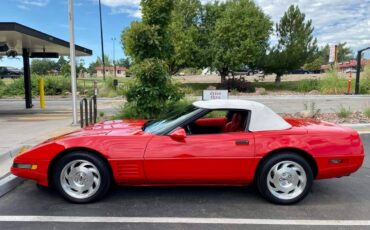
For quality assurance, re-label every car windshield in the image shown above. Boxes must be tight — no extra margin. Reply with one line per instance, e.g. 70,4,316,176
143,106,201,134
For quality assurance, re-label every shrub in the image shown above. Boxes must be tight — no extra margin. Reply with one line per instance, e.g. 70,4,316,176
359,64,370,94
364,107,370,118
117,99,192,119
297,79,319,92
336,105,352,118
319,69,347,94
303,102,320,118
123,59,184,118
3,75,71,96
97,77,126,98
0,80,5,98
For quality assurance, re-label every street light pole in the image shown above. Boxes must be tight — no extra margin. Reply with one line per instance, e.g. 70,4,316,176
355,46,370,94
98,0,106,81
112,37,116,78
68,0,78,125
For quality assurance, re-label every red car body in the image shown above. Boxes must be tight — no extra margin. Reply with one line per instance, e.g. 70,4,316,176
11,117,364,187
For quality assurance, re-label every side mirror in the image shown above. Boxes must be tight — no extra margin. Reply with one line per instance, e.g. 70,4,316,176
169,128,186,140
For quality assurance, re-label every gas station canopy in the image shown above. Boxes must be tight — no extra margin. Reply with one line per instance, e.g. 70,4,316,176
0,22,92,57
0,22,92,109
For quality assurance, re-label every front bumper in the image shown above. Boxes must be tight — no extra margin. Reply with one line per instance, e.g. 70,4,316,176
11,160,50,186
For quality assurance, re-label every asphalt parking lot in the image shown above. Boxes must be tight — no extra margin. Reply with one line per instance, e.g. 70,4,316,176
0,134,369,230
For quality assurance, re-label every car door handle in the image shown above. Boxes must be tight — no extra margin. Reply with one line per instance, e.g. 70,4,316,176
235,139,249,145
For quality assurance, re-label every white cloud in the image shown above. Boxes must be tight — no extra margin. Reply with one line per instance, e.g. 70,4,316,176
18,0,49,7
93,0,141,18
98,0,370,50
254,0,370,51
100,0,141,7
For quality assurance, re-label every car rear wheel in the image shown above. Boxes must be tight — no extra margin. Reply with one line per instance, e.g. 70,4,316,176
53,152,111,203
256,153,313,204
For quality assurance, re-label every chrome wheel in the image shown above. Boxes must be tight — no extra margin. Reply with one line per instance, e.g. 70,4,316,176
60,160,101,200
267,160,307,200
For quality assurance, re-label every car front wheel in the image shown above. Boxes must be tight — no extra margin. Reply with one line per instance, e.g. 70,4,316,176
53,152,111,203
256,153,313,204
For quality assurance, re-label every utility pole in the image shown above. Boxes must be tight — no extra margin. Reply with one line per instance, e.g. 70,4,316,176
112,37,116,78
68,0,78,125
355,46,370,94
98,0,105,80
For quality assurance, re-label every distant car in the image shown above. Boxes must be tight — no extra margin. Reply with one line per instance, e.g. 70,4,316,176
12,99,364,204
231,65,254,76
345,68,357,73
290,69,309,74
0,66,23,78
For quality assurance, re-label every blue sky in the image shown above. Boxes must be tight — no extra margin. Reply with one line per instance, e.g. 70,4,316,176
1,0,370,68
0,0,138,68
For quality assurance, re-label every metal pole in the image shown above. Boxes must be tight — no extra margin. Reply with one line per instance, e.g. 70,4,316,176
22,48,32,109
99,0,106,81
355,51,361,95
68,0,78,125
112,37,116,78
355,46,370,95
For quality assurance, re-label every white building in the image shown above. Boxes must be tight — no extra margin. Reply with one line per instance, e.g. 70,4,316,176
96,66,127,77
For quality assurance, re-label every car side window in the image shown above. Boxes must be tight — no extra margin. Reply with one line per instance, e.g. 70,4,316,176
184,109,248,135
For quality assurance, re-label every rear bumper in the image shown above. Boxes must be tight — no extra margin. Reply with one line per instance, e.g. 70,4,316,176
316,155,364,179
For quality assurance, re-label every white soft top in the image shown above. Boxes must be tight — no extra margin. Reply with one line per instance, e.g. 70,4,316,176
193,99,292,131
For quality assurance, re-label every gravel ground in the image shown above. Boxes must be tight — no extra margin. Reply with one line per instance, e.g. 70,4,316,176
280,111,370,124
174,73,338,84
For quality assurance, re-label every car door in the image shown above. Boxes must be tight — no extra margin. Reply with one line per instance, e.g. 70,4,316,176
144,130,255,184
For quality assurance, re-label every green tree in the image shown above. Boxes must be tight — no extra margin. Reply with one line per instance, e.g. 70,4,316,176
203,0,272,83
168,0,202,74
117,58,132,68
56,56,68,72
122,0,183,118
303,56,322,70
31,59,57,75
97,55,112,66
262,5,318,83
320,42,353,64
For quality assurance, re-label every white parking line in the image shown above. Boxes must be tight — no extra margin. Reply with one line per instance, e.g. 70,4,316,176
358,131,370,134
0,216,369,226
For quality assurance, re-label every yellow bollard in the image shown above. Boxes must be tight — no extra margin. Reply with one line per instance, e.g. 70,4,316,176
39,79,45,109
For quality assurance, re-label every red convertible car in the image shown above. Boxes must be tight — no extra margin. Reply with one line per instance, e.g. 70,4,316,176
11,99,364,204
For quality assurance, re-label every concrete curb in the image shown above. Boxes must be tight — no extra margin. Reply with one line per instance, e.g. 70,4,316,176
0,145,31,161
0,173,24,197
0,146,30,197
342,124,370,134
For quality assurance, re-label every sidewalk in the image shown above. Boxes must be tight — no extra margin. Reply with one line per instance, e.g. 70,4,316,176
0,113,78,178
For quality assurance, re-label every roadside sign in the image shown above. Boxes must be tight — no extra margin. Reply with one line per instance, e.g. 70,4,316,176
202,90,228,100
329,45,337,63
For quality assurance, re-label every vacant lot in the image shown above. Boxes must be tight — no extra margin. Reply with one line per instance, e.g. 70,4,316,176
174,73,335,84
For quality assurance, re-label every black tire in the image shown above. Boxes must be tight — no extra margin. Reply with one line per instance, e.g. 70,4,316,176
52,151,112,203
256,153,313,205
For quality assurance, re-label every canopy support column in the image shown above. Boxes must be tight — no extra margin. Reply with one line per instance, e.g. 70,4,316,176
22,48,32,109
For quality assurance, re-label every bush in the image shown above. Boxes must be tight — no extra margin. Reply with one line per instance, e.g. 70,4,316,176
336,105,352,118
359,64,370,94
0,80,5,98
364,107,370,118
123,59,184,118
97,77,125,97
3,75,71,96
319,69,347,94
117,99,192,119
297,79,319,92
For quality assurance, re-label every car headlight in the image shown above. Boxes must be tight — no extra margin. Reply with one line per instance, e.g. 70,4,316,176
12,163,38,170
